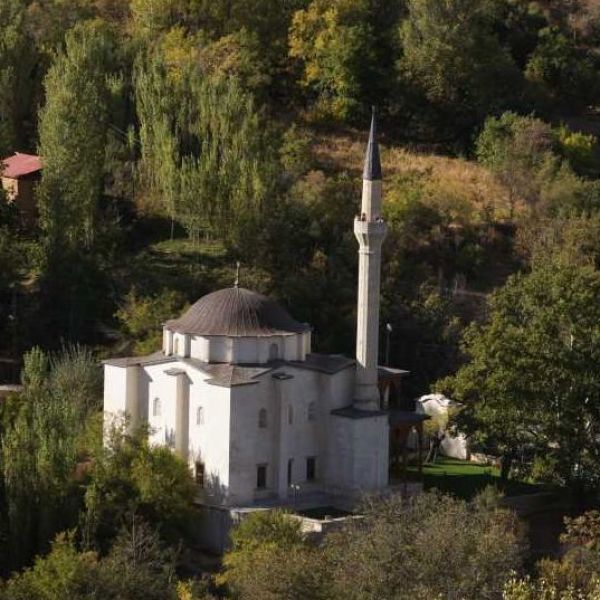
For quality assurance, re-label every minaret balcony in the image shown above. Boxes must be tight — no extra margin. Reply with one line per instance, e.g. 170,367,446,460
354,217,387,244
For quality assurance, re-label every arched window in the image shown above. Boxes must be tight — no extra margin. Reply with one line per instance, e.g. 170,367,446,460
196,406,204,426
152,397,161,417
269,343,279,361
258,408,267,428
288,405,294,425
308,401,317,422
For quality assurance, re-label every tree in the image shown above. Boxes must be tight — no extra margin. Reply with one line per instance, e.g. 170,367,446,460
177,75,275,248
81,425,196,553
0,346,100,570
0,521,201,600
0,0,37,155
325,490,523,600
37,19,119,249
219,509,330,600
505,510,600,598
399,0,522,138
221,491,524,600
115,289,186,355
135,48,276,248
289,0,377,121
438,260,600,488
525,26,600,110
476,112,556,214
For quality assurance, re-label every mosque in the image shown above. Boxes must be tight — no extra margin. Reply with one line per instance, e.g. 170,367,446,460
103,112,426,550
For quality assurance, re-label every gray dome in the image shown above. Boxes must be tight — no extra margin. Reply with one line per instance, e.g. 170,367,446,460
165,287,310,337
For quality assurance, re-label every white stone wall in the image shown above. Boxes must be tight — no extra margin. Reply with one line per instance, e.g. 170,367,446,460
187,377,232,499
328,414,389,493
168,330,312,364
227,366,342,505
104,365,128,422
143,362,233,499
104,355,390,510
103,365,139,432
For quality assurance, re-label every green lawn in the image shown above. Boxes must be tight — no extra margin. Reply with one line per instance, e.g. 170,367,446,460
410,457,546,500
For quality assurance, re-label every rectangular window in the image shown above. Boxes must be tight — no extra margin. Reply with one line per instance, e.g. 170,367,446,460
306,457,316,482
195,461,205,487
152,397,161,417
287,459,293,486
256,464,267,489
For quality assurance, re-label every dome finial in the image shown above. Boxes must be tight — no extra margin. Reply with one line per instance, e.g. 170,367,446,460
234,261,241,288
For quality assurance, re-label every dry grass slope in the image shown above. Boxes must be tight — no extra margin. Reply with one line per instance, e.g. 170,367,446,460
313,130,521,224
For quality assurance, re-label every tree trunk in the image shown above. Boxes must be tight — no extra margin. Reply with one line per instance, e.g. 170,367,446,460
500,453,513,480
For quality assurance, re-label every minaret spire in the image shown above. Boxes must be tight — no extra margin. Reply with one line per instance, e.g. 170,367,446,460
363,107,382,181
353,108,386,410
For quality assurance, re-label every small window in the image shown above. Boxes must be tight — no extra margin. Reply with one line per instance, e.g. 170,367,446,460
152,397,161,417
195,461,205,487
256,464,267,489
196,406,204,426
269,343,279,361
258,408,267,428
288,405,294,425
306,457,316,482
287,458,293,487
308,401,317,422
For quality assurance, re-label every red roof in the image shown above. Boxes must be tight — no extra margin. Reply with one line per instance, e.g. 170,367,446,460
2,153,42,179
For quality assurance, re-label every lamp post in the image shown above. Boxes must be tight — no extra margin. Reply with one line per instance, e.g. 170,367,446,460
385,323,393,366
290,484,300,506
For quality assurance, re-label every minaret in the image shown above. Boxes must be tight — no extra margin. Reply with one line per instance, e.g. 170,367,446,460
354,108,386,411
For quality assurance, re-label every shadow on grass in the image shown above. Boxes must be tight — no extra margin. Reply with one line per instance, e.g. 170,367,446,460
409,457,547,501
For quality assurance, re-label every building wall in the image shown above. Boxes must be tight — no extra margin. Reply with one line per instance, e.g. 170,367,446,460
104,365,139,431
2,175,39,226
142,362,232,499
104,355,388,510
165,330,311,364
227,365,354,505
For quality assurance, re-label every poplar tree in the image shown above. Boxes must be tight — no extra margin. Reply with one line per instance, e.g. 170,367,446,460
135,51,275,247
0,0,36,155
37,19,118,249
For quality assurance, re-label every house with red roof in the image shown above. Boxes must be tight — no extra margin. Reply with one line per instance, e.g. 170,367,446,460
1,152,43,225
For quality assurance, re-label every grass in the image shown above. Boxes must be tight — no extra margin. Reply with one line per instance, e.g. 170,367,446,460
311,130,522,223
410,457,547,500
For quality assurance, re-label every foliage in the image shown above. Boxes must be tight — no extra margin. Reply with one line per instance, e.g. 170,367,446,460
437,260,600,488
289,0,376,120
116,289,186,355
325,490,523,600
0,345,100,570
399,0,522,136
220,491,524,600
504,510,600,599
525,26,600,110
219,509,327,599
0,521,188,600
556,126,599,175
135,50,275,247
476,111,556,212
476,112,600,216
37,19,120,249
0,0,37,155
81,424,196,552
